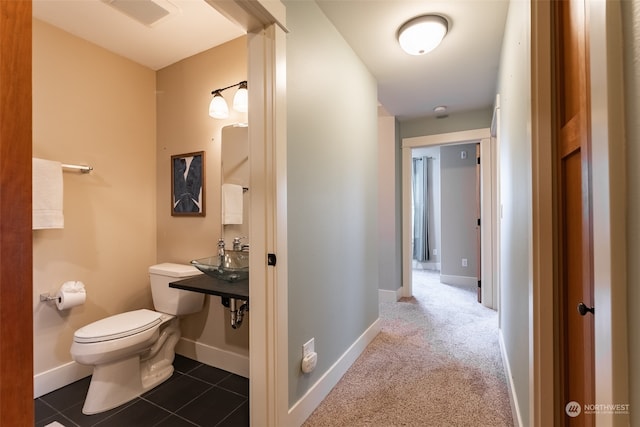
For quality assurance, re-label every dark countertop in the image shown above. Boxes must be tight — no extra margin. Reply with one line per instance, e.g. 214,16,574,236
170,274,248,300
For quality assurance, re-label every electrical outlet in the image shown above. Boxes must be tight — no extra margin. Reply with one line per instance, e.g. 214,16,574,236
462,258,468,267
303,338,315,357
433,249,438,256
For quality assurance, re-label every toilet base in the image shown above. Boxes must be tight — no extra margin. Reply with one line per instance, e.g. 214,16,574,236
82,356,149,415
80,317,180,415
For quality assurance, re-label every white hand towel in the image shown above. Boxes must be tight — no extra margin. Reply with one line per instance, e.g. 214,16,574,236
32,158,64,229
222,183,243,224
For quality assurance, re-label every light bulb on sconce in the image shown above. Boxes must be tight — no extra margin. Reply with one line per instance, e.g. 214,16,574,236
232,81,248,113
209,81,248,119
209,91,229,119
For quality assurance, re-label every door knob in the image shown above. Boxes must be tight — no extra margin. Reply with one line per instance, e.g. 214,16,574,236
577,302,594,316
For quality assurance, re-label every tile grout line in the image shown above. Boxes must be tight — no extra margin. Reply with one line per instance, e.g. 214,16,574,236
213,398,249,427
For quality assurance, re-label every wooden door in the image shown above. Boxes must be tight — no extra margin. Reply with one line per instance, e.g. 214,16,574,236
555,0,595,424
0,0,35,425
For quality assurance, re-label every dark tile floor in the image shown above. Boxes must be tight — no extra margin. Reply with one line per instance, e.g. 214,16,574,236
34,355,249,427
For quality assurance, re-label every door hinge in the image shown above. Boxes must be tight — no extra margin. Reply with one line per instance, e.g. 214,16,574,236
267,253,277,266
477,156,481,165
477,218,481,226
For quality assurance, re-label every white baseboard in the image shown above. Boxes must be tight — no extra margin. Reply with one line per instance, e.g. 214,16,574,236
34,361,92,399
378,288,403,303
34,338,249,398
440,274,477,288
499,330,523,427
413,261,441,271
175,338,249,378
287,318,381,426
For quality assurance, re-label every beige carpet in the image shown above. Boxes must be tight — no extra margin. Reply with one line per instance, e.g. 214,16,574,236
303,270,514,427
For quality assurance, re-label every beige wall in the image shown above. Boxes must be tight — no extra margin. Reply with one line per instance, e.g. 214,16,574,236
156,37,249,362
32,19,157,376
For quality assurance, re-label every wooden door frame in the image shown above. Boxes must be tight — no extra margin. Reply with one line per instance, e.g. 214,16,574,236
530,0,628,425
586,1,628,423
0,0,34,425
247,24,289,427
207,1,289,425
1,1,287,424
401,128,496,309
475,143,482,303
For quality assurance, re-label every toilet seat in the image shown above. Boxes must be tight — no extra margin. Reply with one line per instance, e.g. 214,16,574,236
74,309,163,344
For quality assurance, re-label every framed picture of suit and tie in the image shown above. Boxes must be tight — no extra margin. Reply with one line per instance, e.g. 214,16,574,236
171,151,205,217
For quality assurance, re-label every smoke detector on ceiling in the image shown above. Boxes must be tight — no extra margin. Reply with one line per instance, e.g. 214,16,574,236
434,105,449,119
100,0,180,27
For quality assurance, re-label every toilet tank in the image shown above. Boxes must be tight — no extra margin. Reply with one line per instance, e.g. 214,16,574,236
148,263,204,315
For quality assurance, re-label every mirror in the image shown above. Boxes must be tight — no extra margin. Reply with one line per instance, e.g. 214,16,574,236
221,125,249,247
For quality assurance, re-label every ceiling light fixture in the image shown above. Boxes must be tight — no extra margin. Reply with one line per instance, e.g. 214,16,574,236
398,15,448,56
209,81,248,119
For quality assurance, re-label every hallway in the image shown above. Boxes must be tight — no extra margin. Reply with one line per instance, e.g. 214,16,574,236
303,269,513,426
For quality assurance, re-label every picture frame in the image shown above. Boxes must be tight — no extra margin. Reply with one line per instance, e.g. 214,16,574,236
171,151,205,216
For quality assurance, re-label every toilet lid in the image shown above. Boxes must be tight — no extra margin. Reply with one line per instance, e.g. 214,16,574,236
74,309,163,343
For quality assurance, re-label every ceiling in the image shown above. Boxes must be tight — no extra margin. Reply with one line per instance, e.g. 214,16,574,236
32,0,509,121
32,0,245,70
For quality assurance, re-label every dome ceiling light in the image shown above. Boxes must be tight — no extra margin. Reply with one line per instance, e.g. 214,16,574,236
397,15,449,56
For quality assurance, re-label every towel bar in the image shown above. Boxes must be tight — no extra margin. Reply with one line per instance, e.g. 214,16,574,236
62,163,93,173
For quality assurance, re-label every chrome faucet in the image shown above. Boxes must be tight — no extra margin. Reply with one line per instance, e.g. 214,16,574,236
217,238,225,266
232,236,249,251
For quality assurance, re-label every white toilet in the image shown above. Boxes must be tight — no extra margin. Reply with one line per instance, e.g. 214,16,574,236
70,263,204,415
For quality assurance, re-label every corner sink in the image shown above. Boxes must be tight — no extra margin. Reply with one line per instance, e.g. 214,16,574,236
191,251,249,282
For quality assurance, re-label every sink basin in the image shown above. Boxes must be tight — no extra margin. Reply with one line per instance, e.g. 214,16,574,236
191,251,249,282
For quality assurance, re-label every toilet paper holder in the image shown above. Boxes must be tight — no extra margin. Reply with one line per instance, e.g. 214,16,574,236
39,293,61,303
39,281,87,310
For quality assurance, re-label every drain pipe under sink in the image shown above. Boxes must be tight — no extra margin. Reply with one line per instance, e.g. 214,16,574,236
223,297,249,329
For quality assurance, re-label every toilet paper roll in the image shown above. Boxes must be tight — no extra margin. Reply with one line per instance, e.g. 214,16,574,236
56,281,86,310
56,290,86,310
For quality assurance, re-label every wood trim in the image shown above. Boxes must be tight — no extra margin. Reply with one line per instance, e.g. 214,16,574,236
206,0,287,33
587,0,629,424
247,22,288,426
401,147,413,298
475,143,481,303
480,138,494,309
530,0,557,425
401,128,495,309
0,0,34,425
207,2,288,425
402,128,491,149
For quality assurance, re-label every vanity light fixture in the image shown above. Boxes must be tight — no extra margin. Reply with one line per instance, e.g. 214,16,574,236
209,80,248,119
397,15,448,56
